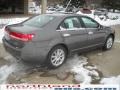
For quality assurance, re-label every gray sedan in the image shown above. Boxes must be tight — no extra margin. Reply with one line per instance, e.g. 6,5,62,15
2,14,115,68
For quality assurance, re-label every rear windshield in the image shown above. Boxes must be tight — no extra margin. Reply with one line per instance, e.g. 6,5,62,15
23,15,54,27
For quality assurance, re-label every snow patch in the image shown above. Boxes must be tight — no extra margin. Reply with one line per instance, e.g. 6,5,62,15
0,28,4,43
0,64,16,84
49,55,100,84
0,56,31,84
69,55,100,84
115,40,120,43
0,17,28,25
100,75,120,85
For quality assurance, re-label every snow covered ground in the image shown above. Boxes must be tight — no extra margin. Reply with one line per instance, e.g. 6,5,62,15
49,55,120,85
50,55,101,84
0,54,120,85
0,28,4,43
0,56,32,84
0,55,119,85
101,76,120,85
0,17,28,26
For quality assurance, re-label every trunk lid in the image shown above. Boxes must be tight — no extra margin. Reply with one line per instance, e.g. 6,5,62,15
4,24,40,48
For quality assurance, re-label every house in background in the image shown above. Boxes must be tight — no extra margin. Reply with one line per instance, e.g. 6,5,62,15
0,0,28,14
0,0,103,14
0,0,63,14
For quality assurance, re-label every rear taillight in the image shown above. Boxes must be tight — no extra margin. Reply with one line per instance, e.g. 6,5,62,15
10,32,34,42
5,27,34,42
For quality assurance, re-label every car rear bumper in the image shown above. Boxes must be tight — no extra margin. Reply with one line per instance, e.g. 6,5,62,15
2,37,49,64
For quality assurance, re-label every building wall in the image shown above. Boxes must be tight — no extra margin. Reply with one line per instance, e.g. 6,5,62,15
24,0,28,14
0,0,25,14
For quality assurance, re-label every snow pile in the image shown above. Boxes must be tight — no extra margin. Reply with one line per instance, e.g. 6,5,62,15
0,65,16,84
0,28,4,43
67,55,100,84
108,13,120,20
50,55,120,85
0,56,31,84
49,55,100,84
77,11,120,26
100,75,120,85
115,40,120,43
96,17,120,26
0,17,28,26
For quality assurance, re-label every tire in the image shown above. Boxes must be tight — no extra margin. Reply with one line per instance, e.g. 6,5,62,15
47,45,67,69
103,35,114,50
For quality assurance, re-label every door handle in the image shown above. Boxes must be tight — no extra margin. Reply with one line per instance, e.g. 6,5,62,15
88,31,93,35
63,34,71,37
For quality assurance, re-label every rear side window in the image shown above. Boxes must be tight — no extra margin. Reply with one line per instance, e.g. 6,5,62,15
23,15,54,28
60,17,81,30
81,17,99,28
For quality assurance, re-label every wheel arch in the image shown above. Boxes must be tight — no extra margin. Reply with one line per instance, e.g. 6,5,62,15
50,43,69,55
108,33,115,41
46,43,69,69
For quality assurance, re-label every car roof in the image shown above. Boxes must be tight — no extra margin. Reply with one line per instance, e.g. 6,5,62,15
44,13,82,18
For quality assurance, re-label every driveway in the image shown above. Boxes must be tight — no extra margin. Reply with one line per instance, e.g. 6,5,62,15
87,25,120,77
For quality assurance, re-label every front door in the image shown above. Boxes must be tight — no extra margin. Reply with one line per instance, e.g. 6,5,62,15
80,16,106,47
57,16,88,51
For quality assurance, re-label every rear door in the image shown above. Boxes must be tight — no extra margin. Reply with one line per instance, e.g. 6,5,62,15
57,16,88,51
80,16,106,47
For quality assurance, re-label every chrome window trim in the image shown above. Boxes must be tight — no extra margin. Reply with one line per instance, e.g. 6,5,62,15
85,28,98,29
56,28,86,32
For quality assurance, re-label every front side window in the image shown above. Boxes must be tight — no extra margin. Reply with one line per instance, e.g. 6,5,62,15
81,17,99,28
60,17,81,30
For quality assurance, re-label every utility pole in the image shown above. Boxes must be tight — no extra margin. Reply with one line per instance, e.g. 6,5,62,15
41,0,47,14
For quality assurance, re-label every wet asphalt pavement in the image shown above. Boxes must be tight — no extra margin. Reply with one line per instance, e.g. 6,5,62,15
87,25,120,77
0,25,120,84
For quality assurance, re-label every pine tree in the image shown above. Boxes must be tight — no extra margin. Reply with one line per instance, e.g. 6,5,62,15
63,0,86,8
102,0,120,12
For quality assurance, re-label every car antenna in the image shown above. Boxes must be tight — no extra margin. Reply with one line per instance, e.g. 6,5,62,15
65,0,72,12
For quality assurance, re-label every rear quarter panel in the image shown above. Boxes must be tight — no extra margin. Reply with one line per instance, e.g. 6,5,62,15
32,16,66,52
